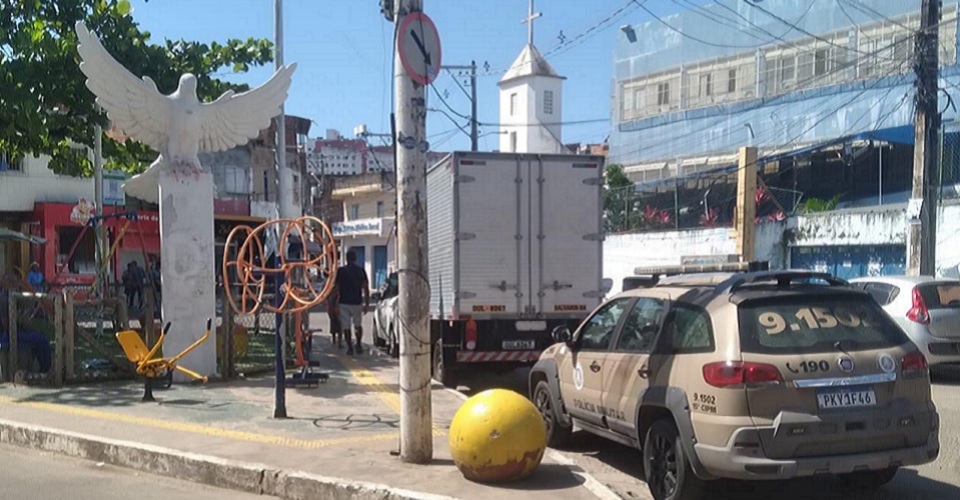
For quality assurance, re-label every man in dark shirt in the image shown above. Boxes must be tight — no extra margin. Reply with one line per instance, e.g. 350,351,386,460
335,251,369,355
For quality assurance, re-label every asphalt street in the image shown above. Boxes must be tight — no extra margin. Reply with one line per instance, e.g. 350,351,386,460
453,366,960,500
320,311,960,499
0,444,277,500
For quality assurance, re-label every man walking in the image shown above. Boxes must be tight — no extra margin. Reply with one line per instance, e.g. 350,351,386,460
122,261,146,311
335,251,369,355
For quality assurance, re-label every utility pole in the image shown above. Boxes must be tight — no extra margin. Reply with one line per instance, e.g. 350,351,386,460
735,146,757,263
470,61,478,151
393,0,433,464
907,0,941,276
441,63,479,151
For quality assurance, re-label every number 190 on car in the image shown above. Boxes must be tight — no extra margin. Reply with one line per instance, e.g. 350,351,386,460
816,387,876,410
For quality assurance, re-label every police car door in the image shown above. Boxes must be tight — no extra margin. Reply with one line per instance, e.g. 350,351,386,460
560,297,632,427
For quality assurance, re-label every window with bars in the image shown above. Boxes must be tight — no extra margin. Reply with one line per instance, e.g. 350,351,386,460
543,90,554,115
727,69,737,93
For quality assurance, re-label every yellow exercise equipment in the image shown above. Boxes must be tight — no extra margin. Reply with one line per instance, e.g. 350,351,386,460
449,388,547,483
116,318,212,402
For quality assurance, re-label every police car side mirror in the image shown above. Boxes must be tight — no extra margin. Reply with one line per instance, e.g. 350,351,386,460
552,325,573,345
601,278,613,295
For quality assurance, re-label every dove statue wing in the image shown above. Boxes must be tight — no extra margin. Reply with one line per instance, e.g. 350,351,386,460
198,63,297,153
75,22,171,152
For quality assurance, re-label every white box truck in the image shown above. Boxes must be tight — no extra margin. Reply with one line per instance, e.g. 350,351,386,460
426,151,608,386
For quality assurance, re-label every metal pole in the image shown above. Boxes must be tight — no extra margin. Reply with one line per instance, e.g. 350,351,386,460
470,61,478,152
394,0,433,464
907,0,941,276
273,0,288,419
94,122,106,297
878,144,883,206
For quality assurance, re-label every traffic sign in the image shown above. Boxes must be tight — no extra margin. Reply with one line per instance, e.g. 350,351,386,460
398,12,442,86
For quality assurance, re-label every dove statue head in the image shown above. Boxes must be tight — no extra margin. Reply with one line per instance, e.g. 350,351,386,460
178,73,198,96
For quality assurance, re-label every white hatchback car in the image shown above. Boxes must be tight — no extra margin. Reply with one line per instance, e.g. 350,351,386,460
850,276,960,366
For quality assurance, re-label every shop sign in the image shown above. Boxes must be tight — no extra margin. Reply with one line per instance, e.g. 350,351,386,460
333,218,382,237
103,170,127,206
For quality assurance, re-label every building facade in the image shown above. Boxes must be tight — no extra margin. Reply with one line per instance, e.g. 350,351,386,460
611,0,960,182
604,0,960,281
330,173,397,292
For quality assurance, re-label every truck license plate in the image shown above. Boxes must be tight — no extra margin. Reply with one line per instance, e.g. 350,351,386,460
816,386,876,410
502,340,535,350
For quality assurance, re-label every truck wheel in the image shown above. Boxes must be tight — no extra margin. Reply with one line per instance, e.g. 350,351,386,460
643,420,704,500
839,467,898,491
533,381,571,448
432,341,458,388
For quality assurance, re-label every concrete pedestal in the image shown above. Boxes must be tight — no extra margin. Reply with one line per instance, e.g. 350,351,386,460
159,163,217,381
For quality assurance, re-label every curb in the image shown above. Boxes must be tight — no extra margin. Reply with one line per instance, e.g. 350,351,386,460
0,419,456,500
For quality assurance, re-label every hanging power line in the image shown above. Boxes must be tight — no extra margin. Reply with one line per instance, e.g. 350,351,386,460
481,0,642,77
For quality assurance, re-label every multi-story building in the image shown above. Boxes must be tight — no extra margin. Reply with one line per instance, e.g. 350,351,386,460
250,115,313,219
330,173,397,292
605,0,960,284
313,129,367,177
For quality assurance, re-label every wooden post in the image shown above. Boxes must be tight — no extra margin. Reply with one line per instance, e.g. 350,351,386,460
144,288,156,348
8,293,17,379
735,147,758,263
223,308,235,380
53,295,64,387
64,291,75,380
115,298,129,331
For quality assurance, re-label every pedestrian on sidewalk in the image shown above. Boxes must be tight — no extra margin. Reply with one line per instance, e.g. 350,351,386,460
335,251,369,355
122,261,146,311
26,262,44,293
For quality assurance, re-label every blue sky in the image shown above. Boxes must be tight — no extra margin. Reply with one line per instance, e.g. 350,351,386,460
127,0,679,152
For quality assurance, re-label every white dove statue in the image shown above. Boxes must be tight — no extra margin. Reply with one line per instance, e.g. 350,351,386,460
75,22,296,204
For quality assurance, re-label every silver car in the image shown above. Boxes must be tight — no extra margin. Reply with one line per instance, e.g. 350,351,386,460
373,272,399,358
850,276,960,366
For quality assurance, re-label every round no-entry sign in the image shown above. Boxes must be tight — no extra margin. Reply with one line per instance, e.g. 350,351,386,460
398,12,442,86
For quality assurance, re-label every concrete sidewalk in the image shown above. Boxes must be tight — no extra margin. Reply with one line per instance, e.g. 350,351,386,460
0,334,621,500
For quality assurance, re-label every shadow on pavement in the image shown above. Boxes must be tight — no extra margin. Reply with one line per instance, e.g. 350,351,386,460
486,463,586,492
560,429,960,500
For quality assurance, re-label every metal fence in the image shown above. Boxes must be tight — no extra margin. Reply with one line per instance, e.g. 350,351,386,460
604,167,799,234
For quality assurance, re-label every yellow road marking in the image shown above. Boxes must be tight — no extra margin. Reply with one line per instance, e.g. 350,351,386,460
333,353,446,437
0,395,399,450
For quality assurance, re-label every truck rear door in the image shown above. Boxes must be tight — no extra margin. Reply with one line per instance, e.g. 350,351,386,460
535,155,604,317
455,155,528,317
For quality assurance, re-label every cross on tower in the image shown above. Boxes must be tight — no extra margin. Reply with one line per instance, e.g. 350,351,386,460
522,0,542,46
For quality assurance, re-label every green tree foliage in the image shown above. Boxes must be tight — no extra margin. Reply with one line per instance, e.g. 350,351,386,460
603,163,632,232
800,194,843,214
0,0,274,176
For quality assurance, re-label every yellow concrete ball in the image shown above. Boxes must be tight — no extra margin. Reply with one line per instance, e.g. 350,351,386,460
448,388,547,483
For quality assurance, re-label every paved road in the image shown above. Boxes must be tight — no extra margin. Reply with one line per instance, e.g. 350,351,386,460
317,310,960,499
0,444,276,500
454,366,960,500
